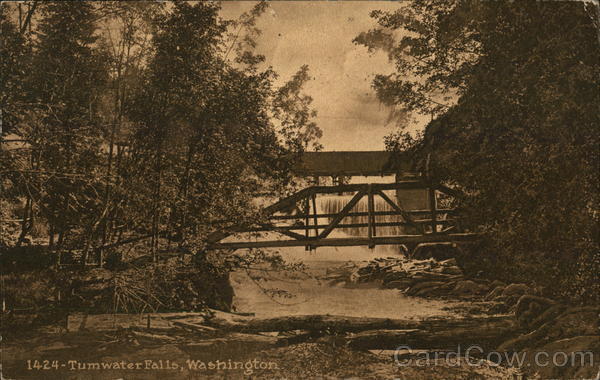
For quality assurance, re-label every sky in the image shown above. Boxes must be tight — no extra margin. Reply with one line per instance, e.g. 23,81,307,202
220,1,425,152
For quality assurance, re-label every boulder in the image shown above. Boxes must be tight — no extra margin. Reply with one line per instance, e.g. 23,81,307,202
521,335,600,380
438,258,458,267
547,307,599,340
529,304,568,331
494,294,522,307
412,243,460,261
383,280,413,290
405,281,446,296
502,283,531,297
439,266,463,275
453,280,489,296
382,271,407,284
489,280,506,289
485,285,506,301
515,295,556,329
487,301,511,315
498,306,600,352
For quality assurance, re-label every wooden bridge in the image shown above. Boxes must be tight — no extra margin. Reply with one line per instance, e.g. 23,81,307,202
206,151,478,252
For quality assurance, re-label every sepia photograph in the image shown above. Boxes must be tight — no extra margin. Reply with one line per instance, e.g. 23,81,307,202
1,1,599,379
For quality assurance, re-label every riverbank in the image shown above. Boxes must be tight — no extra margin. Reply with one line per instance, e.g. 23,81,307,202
2,251,598,379
1,314,519,380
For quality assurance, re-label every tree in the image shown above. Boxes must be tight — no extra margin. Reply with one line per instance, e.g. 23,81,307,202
357,1,600,303
1,4,33,246
25,2,108,254
1,1,321,271
273,65,323,153
125,2,320,256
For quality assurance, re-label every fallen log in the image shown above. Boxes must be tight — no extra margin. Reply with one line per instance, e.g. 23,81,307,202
171,320,218,333
205,310,518,335
183,333,281,352
130,330,179,344
340,316,518,350
67,312,207,332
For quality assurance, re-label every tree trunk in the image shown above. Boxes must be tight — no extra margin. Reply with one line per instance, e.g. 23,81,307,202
204,310,518,335
339,319,517,350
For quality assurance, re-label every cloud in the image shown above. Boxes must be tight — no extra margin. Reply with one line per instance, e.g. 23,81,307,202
220,1,415,151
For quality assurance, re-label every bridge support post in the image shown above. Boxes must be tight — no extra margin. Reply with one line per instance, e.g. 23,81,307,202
367,184,375,248
429,187,437,234
304,196,310,250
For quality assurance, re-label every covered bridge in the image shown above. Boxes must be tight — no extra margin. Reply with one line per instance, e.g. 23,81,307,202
292,151,414,178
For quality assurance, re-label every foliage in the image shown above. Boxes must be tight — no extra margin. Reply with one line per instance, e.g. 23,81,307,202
273,65,323,152
0,2,321,261
357,1,599,303
384,130,422,154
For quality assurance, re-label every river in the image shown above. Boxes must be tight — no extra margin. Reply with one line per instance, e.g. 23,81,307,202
229,235,459,320
226,178,460,319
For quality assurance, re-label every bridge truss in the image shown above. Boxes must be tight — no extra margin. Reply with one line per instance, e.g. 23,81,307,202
206,180,478,251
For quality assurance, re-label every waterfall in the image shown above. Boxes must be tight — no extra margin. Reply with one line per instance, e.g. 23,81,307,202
319,192,410,237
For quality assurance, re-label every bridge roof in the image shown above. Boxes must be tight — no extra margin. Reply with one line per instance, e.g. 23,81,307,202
293,151,412,177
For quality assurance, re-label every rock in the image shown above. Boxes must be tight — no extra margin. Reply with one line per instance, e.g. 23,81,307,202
440,266,463,275
489,280,506,289
382,271,407,284
406,281,444,296
515,295,556,329
494,294,522,307
485,286,505,301
487,301,511,315
453,280,488,296
412,243,459,260
521,335,600,380
501,283,531,297
438,280,460,290
383,279,412,289
498,306,600,352
349,270,360,283
547,307,599,340
405,281,446,296
414,285,453,298
438,258,458,267
529,304,568,330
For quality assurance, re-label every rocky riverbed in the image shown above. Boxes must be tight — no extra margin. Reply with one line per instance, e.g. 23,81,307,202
2,255,598,379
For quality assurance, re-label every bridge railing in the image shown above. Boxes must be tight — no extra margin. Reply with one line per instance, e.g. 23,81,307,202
206,180,477,251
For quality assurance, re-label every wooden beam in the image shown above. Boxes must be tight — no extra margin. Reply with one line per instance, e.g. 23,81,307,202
208,233,480,250
367,184,375,245
311,193,318,236
304,196,310,250
237,220,455,233
276,229,308,240
435,183,464,199
269,209,457,220
206,181,440,246
263,187,314,215
376,190,421,232
317,190,365,239
429,188,438,234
